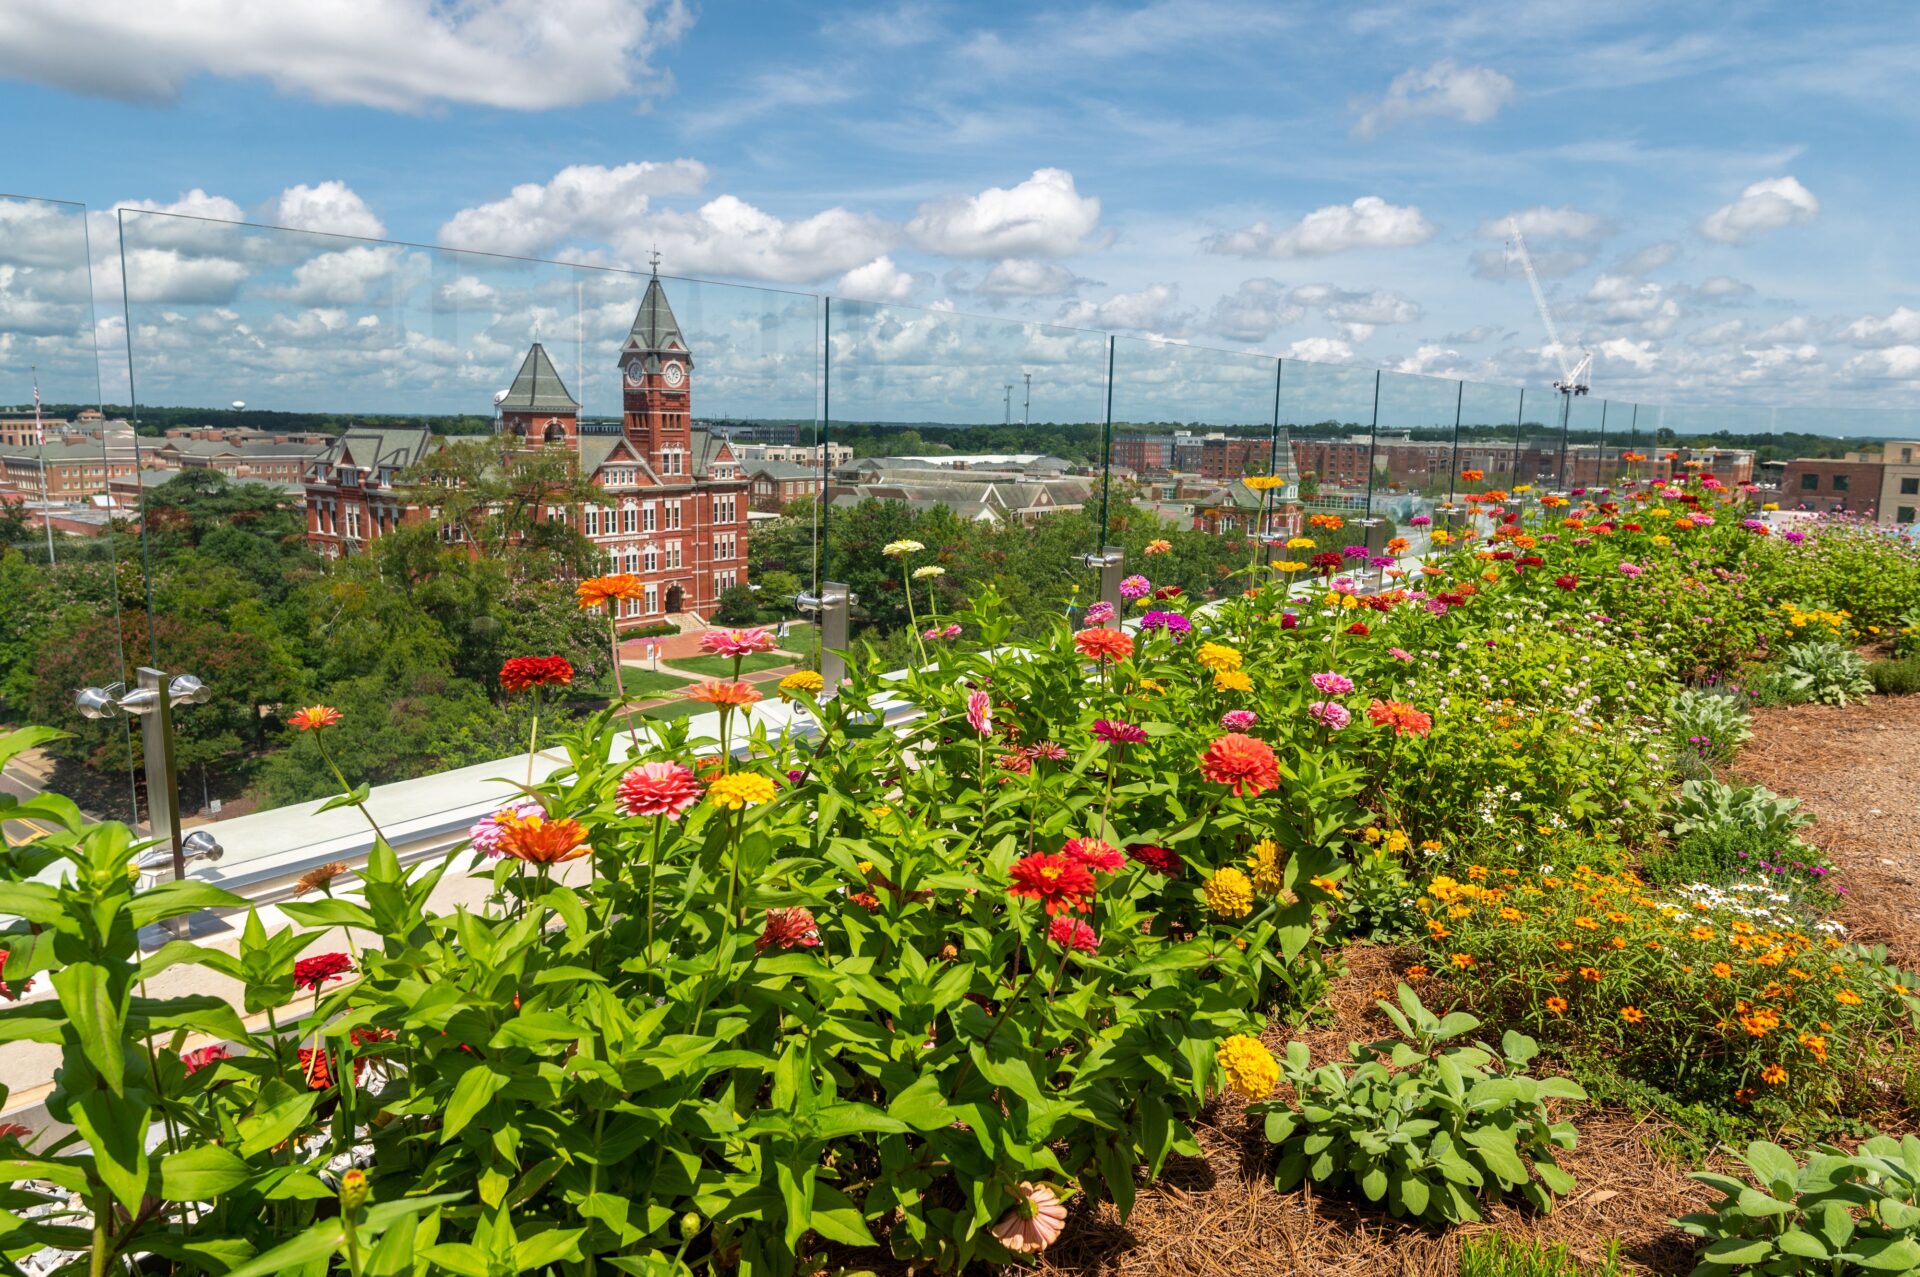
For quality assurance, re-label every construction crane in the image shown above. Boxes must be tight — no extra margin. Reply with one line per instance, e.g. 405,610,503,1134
1508,217,1592,487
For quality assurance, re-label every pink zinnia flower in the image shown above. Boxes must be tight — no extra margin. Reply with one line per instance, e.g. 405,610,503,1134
1220,709,1257,730
700,627,778,658
1062,836,1125,874
1618,562,1644,577
966,690,992,736
1388,648,1413,662
1118,575,1151,600
1084,601,1116,624
617,762,704,820
1308,701,1351,731
1025,741,1069,762
1047,916,1099,953
182,1044,230,1075
754,907,821,953
991,1182,1068,1253
1091,718,1147,744
1310,672,1354,696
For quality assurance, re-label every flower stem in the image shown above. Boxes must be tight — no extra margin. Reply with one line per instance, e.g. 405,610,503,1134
315,735,387,846
609,611,640,754
525,686,542,786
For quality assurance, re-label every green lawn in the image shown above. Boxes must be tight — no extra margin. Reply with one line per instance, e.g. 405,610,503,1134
667,650,796,679
616,666,695,696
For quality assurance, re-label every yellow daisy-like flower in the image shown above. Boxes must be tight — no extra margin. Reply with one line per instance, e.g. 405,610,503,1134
778,670,825,699
1246,839,1285,895
1204,867,1255,919
1196,642,1242,673
1274,560,1307,572
706,772,777,811
1243,474,1287,491
1213,670,1253,693
1310,875,1345,900
1431,530,1453,545
882,539,925,557
1762,502,1779,512
1216,1034,1279,1099
1286,536,1316,549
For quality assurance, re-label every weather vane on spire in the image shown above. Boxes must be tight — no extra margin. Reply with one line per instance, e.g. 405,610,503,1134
648,245,661,276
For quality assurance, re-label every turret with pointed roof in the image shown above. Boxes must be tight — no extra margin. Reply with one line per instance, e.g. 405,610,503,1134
620,267,694,468
500,342,579,445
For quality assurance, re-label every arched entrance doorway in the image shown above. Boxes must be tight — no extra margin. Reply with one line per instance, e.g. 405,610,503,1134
665,583,684,613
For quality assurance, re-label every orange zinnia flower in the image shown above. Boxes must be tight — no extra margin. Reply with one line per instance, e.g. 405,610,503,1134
687,680,764,708
1545,996,1568,1014
1198,732,1279,797
1365,699,1432,737
576,574,646,610
1073,627,1134,663
1620,1006,1646,1024
493,811,591,864
288,705,342,731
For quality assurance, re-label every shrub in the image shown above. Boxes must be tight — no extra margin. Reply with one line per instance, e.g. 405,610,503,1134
1663,686,1753,767
1425,866,1914,1112
1248,985,1583,1225
1868,656,1920,696
1642,823,1755,887
1458,1233,1622,1277
1676,1137,1920,1275
1670,778,1811,849
1775,639,1875,706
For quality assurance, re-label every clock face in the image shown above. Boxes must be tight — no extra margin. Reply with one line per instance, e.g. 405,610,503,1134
663,361,685,388
625,363,646,387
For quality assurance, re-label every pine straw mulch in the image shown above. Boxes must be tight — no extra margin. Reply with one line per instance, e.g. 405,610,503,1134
1018,945,1715,1277
1735,692,1920,970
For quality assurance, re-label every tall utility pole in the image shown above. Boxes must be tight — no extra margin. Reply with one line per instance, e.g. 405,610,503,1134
1003,384,1013,425
1022,372,1031,426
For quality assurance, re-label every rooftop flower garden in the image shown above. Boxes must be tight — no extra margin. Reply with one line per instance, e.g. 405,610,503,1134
5,472,1920,1276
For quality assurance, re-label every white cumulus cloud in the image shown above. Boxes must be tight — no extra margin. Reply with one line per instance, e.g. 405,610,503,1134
1352,60,1514,140
1844,306,1920,348
439,161,711,257
0,0,693,112
1844,347,1920,381
1205,279,1302,343
836,255,923,303
906,168,1103,259
615,195,893,284
1700,176,1819,244
1058,283,1186,333
1205,197,1433,259
1285,336,1355,364
976,259,1084,299
260,181,386,238
1478,206,1612,242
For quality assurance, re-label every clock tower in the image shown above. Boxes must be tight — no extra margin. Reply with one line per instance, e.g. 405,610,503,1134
619,266,693,475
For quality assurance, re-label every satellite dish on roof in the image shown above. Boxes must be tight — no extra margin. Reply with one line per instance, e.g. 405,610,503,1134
493,390,509,406
231,400,246,411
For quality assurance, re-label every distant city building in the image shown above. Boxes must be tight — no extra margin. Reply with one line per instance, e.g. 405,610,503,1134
300,270,749,625
746,460,823,512
731,440,850,468
1780,457,1883,519
0,440,139,500
829,457,1090,526
1879,441,1920,526
148,436,329,484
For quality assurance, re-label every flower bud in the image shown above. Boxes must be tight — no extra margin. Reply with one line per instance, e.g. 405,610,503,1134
339,1168,369,1212
679,1212,701,1240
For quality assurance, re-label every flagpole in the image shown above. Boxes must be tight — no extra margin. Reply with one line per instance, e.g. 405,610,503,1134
33,366,55,567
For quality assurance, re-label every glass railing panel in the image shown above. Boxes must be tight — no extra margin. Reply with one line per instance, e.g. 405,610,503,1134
1279,359,1379,560
0,195,137,831
1107,336,1282,601
1374,371,1465,560
822,299,1109,646
119,209,815,836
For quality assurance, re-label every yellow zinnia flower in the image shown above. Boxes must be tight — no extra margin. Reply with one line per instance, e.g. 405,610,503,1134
1205,867,1254,918
1216,1034,1279,1099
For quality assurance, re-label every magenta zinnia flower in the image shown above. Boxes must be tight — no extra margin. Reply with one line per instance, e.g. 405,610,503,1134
966,690,992,736
617,762,704,820
1083,601,1116,624
1118,574,1150,600
1310,671,1354,696
1220,709,1257,730
1091,718,1147,744
700,627,778,658
1308,701,1351,731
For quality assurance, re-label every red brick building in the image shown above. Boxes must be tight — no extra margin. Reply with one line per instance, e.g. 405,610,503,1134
1781,458,1883,518
302,271,749,627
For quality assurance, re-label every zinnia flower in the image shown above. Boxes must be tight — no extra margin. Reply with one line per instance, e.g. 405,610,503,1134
499,655,574,692
687,680,763,709
966,689,992,736
1144,538,1172,555
617,762,704,819
778,670,825,699
1246,838,1284,895
1196,641,1242,673
1308,701,1350,731
288,705,342,731
1205,866,1255,918
1220,709,1257,730
1084,601,1116,624
1092,718,1147,744
494,811,592,863
292,952,354,992
1126,844,1181,875
576,574,646,610
1620,1006,1646,1025
1200,733,1279,796
1213,670,1253,693
989,1182,1067,1254
1545,996,1568,1014
1216,1034,1279,1099
1118,574,1151,599
1007,852,1097,915
1310,671,1353,695
1062,837,1125,874
700,628,778,658
1047,916,1099,953
182,1044,230,1075
1074,628,1134,663
707,772,778,811
882,539,925,557
292,861,351,896
470,799,545,856
1618,562,1644,577
755,907,821,953
1366,699,1432,737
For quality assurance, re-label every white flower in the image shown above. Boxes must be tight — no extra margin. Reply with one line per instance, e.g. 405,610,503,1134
883,539,926,557
912,564,946,579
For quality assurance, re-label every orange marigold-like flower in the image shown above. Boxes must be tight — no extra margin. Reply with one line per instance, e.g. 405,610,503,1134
687,679,764,709
1761,1064,1788,1086
1073,627,1134,663
1365,699,1432,737
1620,1006,1646,1024
1406,964,1431,979
1199,732,1279,797
576,574,646,610
1450,952,1476,969
1545,995,1568,1014
493,811,592,864
288,705,342,731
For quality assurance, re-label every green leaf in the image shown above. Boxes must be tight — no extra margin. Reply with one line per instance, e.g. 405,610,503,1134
67,1088,149,1214
1743,1141,1800,1189
238,1091,321,1159
1735,1187,1796,1218
279,899,377,931
50,962,124,1093
442,1065,506,1142
1773,1228,1829,1260
129,879,244,929
1855,1237,1920,1271
161,1145,252,1201
809,1184,876,1246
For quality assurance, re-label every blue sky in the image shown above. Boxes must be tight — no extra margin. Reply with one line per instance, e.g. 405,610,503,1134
2,0,1918,430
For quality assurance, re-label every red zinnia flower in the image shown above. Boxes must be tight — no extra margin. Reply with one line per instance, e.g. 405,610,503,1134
1310,551,1343,574
296,1047,365,1091
755,907,822,953
1199,732,1279,797
288,705,342,731
1126,844,1182,876
292,952,354,992
499,655,574,692
617,762,704,820
1366,699,1433,737
1007,852,1097,915
1344,621,1370,636
1047,916,1099,953
181,1044,229,1075
1555,574,1579,590
1062,837,1125,874
1073,628,1134,663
